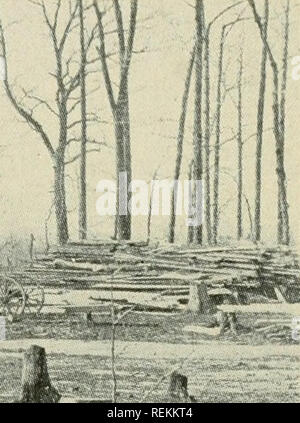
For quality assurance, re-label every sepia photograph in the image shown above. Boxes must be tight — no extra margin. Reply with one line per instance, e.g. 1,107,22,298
0,0,299,405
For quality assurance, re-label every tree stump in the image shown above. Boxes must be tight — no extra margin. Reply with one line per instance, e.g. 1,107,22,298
187,282,212,314
20,345,61,403
218,310,228,335
228,313,238,335
168,371,189,402
218,311,238,335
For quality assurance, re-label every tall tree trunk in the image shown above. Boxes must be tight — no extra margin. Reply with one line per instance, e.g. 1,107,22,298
94,0,137,241
147,169,159,244
53,155,69,245
273,73,290,245
237,50,243,241
114,104,130,240
168,47,195,244
55,98,69,245
78,0,88,240
203,1,244,244
187,160,195,244
280,0,290,245
120,78,132,241
204,28,212,245
254,0,268,243
212,27,226,245
193,0,204,245
248,0,290,245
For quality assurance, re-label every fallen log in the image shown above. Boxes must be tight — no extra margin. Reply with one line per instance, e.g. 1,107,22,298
54,259,106,272
53,259,150,274
89,284,188,293
64,302,180,315
254,319,292,327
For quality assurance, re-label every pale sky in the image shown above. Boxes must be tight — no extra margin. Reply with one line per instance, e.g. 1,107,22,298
0,0,300,248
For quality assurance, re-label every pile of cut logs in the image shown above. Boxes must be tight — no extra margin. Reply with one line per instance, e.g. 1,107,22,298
16,241,300,313
32,242,300,287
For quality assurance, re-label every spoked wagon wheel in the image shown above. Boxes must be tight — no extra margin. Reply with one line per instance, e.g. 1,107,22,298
24,285,45,315
0,276,26,318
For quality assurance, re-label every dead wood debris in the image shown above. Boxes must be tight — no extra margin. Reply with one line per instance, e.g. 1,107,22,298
16,241,300,310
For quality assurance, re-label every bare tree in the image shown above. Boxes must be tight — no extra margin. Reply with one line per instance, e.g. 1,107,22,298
192,0,205,245
187,160,194,245
248,0,290,245
236,49,244,241
279,0,290,245
212,10,248,245
93,0,138,241
203,21,212,246
203,1,244,246
168,47,195,244
254,0,269,243
212,26,226,245
78,0,88,240
0,1,95,245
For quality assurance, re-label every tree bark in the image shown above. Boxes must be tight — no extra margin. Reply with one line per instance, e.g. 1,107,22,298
237,50,243,241
187,282,212,314
254,0,268,243
204,28,212,245
78,0,88,240
114,103,131,240
187,160,195,244
168,372,190,402
118,77,132,240
212,27,226,245
53,155,69,245
279,0,290,245
147,169,159,244
20,345,60,403
168,47,195,243
193,0,204,245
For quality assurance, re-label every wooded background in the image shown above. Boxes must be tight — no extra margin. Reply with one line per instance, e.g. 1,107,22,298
0,0,300,248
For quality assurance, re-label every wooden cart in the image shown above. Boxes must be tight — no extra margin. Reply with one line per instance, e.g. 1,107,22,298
0,274,45,318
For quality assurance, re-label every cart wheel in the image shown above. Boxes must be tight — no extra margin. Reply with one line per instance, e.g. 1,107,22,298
24,285,45,315
0,276,26,317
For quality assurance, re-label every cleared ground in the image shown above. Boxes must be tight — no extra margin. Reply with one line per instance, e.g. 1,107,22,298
0,311,299,403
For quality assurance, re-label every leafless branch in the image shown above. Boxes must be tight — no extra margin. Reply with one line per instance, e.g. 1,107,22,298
0,22,55,157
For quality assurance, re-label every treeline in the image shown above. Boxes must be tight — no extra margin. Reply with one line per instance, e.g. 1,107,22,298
0,0,292,246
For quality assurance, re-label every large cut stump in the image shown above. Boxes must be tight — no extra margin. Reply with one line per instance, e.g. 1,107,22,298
187,282,212,314
20,345,61,403
164,371,196,403
168,371,189,400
